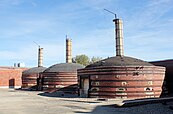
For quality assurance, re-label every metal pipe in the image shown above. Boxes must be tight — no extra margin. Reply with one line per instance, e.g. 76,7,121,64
66,39,72,63
113,19,124,56
38,47,43,67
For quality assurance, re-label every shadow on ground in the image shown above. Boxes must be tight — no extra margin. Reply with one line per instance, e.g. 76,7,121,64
73,103,173,114
37,84,79,98
37,91,79,98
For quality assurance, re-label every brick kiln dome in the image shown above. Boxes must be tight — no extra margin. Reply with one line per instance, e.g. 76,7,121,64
22,66,47,75
42,63,84,91
22,66,47,89
44,63,84,72
86,56,154,68
78,56,165,98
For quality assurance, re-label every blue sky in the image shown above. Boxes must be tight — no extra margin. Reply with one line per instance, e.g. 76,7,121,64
0,0,173,67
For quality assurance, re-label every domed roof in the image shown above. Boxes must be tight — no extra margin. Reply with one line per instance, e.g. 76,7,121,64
44,63,84,72
22,66,47,75
86,56,154,68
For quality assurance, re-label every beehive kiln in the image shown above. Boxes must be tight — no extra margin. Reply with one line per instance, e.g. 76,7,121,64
22,47,46,89
41,38,84,92
78,17,165,99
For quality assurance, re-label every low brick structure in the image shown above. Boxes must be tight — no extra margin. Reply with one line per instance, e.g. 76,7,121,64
41,63,84,92
22,66,46,89
150,60,173,95
0,67,28,88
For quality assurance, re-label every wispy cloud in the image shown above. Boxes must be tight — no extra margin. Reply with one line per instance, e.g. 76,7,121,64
0,0,173,67
121,0,173,61
125,0,173,31
0,0,24,8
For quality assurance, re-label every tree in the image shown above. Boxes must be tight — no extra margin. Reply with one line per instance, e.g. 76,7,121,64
90,56,102,64
73,54,90,66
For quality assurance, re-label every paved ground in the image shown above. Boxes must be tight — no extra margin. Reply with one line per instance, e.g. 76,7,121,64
0,89,173,114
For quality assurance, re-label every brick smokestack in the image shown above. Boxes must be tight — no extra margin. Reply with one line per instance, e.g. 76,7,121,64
113,18,124,56
38,47,43,67
66,38,72,63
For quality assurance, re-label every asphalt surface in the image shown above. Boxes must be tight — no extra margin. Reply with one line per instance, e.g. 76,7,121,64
0,89,173,114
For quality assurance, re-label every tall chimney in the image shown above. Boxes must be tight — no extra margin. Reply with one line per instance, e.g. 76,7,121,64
113,18,124,56
38,47,43,67
66,38,72,63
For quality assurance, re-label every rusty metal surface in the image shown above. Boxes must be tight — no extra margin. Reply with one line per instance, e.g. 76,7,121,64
78,66,165,99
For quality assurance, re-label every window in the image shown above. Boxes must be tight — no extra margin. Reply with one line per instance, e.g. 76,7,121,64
122,82,127,86
144,87,153,91
91,88,99,91
95,82,99,86
116,88,126,91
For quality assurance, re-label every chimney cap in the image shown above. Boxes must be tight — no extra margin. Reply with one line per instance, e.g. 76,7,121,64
113,18,122,22
66,35,72,40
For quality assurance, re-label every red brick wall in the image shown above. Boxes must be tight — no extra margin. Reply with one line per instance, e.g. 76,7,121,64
0,67,28,88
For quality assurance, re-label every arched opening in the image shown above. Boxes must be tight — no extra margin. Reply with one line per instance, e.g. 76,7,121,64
80,78,89,97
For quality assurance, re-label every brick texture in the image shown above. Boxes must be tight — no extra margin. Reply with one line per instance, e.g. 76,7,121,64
0,67,28,88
